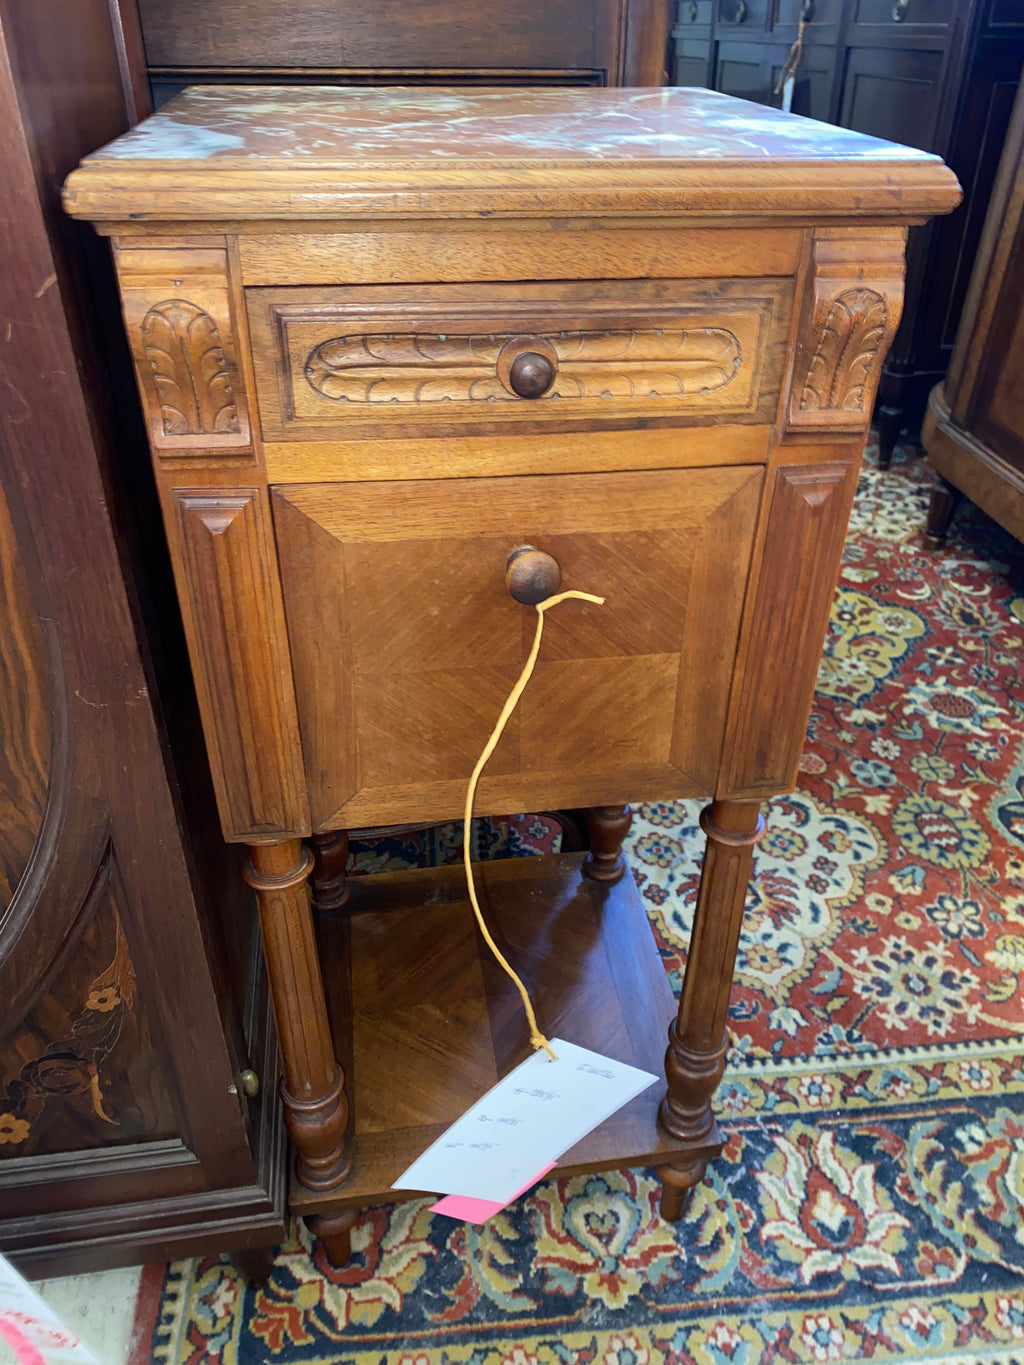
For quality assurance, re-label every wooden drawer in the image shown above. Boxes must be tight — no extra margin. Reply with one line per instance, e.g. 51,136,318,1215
271,464,763,829
247,278,793,449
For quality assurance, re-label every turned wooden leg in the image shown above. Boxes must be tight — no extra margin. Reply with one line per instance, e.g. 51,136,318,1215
875,394,905,469
229,1245,275,1286
924,474,962,550
307,1207,359,1268
310,829,350,911
583,804,632,883
244,840,352,1192
657,799,764,1219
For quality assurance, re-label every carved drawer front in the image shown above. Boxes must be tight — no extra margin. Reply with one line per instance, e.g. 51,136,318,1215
247,279,793,447
271,464,763,830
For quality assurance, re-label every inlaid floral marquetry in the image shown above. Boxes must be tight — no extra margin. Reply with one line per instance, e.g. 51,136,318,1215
304,326,743,405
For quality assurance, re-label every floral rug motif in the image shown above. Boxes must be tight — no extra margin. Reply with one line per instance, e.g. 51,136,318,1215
137,448,1024,1365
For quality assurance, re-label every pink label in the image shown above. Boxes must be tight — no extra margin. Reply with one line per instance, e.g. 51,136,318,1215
430,1163,556,1224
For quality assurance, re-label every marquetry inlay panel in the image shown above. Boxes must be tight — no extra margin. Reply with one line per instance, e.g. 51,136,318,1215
272,464,763,830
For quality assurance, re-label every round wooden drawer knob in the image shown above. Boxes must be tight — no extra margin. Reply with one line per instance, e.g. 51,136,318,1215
506,546,562,604
508,351,556,399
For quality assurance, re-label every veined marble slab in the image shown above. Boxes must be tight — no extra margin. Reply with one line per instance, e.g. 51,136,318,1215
86,85,930,165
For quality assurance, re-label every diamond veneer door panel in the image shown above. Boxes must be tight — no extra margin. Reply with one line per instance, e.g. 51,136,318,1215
272,465,762,830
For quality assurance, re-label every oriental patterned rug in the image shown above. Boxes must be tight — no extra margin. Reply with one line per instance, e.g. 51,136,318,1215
134,446,1024,1365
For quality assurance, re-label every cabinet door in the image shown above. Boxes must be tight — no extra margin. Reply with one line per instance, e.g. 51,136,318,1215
973,225,1024,474
838,43,945,150
273,465,762,830
714,37,834,119
675,36,713,84
672,0,713,84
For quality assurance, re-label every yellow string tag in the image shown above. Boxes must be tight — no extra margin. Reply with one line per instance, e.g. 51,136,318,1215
463,589,605,1062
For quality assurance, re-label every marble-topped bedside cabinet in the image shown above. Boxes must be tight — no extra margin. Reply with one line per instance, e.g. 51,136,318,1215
64,86,959,1262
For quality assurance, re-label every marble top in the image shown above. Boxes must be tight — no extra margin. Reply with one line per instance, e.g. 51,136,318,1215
87,85,931,166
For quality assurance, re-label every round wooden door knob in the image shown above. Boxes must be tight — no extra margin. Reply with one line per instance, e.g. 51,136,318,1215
508,351,556,399
506,546,562,604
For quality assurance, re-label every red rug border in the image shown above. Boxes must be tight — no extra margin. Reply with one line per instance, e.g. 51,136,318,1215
126,1261,166,1365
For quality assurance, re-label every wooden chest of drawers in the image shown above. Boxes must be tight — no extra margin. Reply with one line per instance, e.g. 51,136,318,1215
65,85,958,1260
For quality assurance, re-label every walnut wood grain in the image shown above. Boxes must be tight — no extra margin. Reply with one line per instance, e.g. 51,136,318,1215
787,228,907,435
236,227,804,289
0,483,48,906
310,830,350,912
273,466,761,829
922,75,1024,547
291,853,694,1216
658,799,764,1216
244,841,350,1192
261,423,772,485
246,278,791,443
174,491,309,839
2,10,282,1273
134,0,630,79
718,460,859,799
582,804,633,883
116,245,252,455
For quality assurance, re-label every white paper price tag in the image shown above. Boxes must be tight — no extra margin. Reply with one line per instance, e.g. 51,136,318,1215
394,1039,657,1205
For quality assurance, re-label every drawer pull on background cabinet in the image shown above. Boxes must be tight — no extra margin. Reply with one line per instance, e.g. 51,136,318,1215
506,545,563,604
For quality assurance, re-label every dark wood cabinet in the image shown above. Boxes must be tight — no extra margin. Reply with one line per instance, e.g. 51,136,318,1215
0,0,286,1276
139,0,673,106
923,73,1024,546
672,0,1024,464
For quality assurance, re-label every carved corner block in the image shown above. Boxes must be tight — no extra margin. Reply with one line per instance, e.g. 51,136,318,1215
787,230,906,435
114,245,252,455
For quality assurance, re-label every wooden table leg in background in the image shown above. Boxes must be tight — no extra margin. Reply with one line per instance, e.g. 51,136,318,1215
924,473,963,550
310,829,351,911
657,798,765,1219
306,1207,359,1266
244,841,352,1198
583,804,633,883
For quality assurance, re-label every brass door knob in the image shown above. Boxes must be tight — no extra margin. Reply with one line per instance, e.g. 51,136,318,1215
508,351,556,399
506,546,562,604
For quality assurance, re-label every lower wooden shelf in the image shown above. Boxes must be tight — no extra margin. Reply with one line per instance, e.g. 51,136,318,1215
290,852,715,1217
